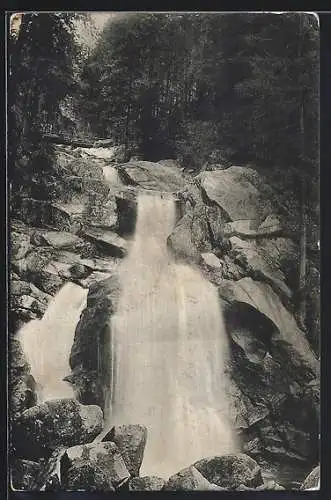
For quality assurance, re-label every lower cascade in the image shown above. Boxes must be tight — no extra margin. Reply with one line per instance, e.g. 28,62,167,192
18,282,88,403
107,193,237,478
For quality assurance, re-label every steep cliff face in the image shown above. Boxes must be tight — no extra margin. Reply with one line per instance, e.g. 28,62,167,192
9,144,319,488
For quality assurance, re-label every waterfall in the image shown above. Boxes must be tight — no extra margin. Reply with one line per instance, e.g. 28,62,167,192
108,193,237,478
17,282,88,403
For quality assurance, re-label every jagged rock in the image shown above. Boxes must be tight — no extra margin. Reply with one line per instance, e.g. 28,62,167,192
102,424,147,477
158,158,182,169
69,275,121,407
256,481,285,490
13,198,81,232
115,189,137,235
36,449,66,491
129,476,166,491
300,465,320,490
65,158,104,179
11,231,31,260
9,339,37,420
201,252,222,269
12,248,65,296
30,231,84,250
167,213,201,264
219,277,319,381
198,166,273,222
224,216,282,239
118,160,185,192
80,227,127,258
61,441,130,491
163,466,224,491
92,138,114,147
194,453,263,489
258,214,282,235
229,236,291,299
11,459,42,491
14,399,103,457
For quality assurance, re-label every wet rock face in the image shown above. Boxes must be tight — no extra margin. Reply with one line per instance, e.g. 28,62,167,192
69,275,121,408
102,425,147,477
13,399,103,458
193,453,263,490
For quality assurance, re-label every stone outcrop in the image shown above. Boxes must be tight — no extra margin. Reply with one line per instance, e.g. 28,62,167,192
61,441,130,491
163,465,224,491
193,453,263,489
101,425,147,477
14,399,103,458
300,465,320,490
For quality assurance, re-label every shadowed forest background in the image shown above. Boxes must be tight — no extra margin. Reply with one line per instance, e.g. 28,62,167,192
9,11,319,349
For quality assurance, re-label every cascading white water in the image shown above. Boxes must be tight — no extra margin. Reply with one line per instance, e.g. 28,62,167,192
18,282,88,403
108,193,237,478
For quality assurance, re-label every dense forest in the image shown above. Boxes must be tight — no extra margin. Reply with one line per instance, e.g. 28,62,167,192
9,12,319,337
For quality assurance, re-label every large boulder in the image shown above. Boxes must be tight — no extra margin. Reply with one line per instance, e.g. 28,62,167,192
14,399,103,457
198,166,273,223
129,476,166,491
12,247,65,296
79,227,127,258
163,466,224,491
61,441,130,491
118,160,185,192
9,338,37,421
102,424,147,477
300,465,320,490
224,215,282,239
229,236,292,300
13,199,82,233
167,213,201,265
193,454,263,490
30,231,85,250
11,231,31,260
69,275,121,408
11,459,42,491
219,277,319,381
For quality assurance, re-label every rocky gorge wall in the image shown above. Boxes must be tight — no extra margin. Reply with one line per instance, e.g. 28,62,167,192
9,143,320,490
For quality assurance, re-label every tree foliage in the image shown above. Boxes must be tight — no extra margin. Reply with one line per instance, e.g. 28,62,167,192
9,12,90,200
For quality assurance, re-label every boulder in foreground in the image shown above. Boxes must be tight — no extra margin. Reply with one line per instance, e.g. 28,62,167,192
61,441,130,491
163,465,225,491
193,453,263,489
129,476,166,491
102,424,147,477
15,399,103,457
300,465,320,490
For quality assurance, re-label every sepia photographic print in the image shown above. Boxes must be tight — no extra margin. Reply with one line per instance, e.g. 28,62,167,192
7,11,320,492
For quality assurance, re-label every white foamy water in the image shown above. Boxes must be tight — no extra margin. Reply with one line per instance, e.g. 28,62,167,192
17,282,88,403
107,193,237,478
